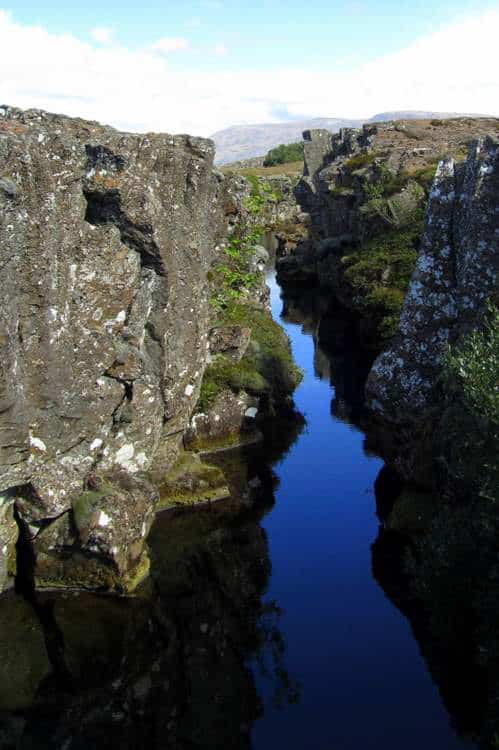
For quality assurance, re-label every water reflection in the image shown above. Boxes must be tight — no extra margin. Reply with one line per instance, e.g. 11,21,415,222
279,281,376,429
371,492,499,750
2,274,496,750
0,409,305,749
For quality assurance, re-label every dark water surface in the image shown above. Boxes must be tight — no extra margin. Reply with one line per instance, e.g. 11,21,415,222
0,274,477,749
249,274,470,750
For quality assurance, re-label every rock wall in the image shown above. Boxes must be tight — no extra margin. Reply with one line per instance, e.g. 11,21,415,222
277,118,499,350
0,106,250,592
365,136,499,480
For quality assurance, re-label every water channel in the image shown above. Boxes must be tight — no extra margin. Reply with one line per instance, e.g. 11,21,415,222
0,273,476,749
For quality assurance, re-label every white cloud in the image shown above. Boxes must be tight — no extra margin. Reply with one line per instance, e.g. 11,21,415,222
152,36,190,54
213,43,227,57
0,8,498,138
90,26,114,45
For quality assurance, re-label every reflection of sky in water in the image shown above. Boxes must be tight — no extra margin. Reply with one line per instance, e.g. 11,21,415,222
251,275,468,750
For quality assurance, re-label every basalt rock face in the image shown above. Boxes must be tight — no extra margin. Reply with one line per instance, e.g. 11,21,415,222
0,106,245,592
366,137,499,481
278,118,499,350
294,119,499,253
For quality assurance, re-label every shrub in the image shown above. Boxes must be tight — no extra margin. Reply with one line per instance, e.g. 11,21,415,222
263,142,304,167
440,303,499,501
444,303,499,426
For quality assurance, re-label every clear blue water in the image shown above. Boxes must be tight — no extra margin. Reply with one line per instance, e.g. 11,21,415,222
250,274,468,750
0,274,478,749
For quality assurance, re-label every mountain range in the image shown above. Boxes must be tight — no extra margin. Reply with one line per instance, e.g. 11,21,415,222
211,110,482,164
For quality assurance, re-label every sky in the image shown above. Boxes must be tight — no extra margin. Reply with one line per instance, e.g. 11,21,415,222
2,1,499,136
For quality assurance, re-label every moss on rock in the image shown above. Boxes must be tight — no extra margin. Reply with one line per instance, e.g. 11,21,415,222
158,452,231,509
197,303,302,412
341,219,423,339
72,483,116,535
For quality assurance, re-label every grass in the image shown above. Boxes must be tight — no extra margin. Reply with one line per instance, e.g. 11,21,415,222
222,161,304,177
344,151,383,171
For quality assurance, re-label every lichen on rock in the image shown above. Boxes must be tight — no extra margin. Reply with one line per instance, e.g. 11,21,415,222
0,105,286,592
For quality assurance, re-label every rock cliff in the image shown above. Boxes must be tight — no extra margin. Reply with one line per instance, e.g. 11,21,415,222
365,136,498,484
0,106,284,593
278,117,499,347
366,137,498,419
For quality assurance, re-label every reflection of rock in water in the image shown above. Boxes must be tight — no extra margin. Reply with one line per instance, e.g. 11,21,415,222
372,469,499,749
280,282,375,428
0,497,297,749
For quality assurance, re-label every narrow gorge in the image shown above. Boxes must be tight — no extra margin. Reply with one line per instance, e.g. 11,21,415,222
0,106,498,749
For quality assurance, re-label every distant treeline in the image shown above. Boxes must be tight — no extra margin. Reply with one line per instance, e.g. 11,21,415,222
263,141,304,166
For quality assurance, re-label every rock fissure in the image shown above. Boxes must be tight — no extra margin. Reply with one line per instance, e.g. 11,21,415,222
83,189,166,276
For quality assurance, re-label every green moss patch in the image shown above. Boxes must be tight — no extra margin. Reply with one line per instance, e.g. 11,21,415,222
197,304,302,412
341,221,423,339
72,483,115,533
158,452,231,509
345,151,381,171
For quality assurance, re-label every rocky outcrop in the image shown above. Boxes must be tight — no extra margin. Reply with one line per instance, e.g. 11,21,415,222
367,137,498,416
365,136,498,482
0,106,261,592
278,118,499,349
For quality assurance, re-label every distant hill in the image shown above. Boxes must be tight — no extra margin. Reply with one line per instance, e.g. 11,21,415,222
211,111,483,164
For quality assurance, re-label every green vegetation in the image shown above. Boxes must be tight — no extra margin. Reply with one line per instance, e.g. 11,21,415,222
244,174,282,212
445,303,499,425
341,219,424,339
223,161,303,178
209,226,261,312
344,151,380,171
158,452,230,509
202,170,302,415
263,141,304,167
197,304,302,412
210,176,282,312
72,482,115,532
440,303,499,501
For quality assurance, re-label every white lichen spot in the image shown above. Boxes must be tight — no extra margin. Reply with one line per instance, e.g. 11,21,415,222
115,443,136,471
90,438,103,451
115,310,126,324
184,384,194,397
98,511,111,527
29,434,47,452
245,407,258,418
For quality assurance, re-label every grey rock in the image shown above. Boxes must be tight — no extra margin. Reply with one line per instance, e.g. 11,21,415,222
366,136,499,421
0,105,246,591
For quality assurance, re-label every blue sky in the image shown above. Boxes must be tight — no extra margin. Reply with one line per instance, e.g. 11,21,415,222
2,1,498,134
9,0,495,70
